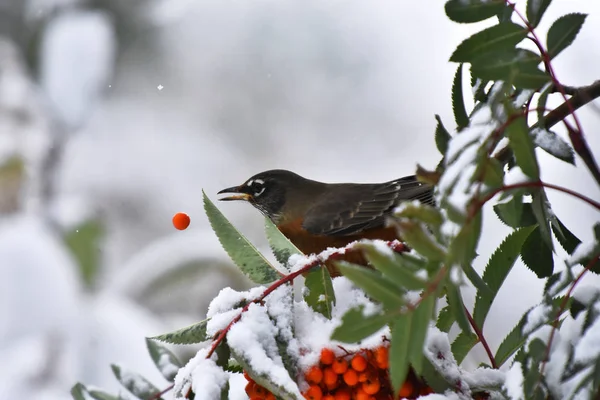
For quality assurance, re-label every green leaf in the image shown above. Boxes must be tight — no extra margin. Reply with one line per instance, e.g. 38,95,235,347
389,315,412,395
494,198,538,228
470,49,549,89
452,64,469,130
336,261,405,309
446,282,472,334
531,190,554,248
445,0,507,23
203,191,280,283
264,217,301,268
111,365,162,400
145,338,182,381
436,305,454,333
451,332,479,365
547,13,587,59
537,82,552,125
551,217,581,255
394,203,443,227
360,244,427,291
450,23,527,63
71,383,88,400
478,157,504,189
447,212,482,266
63,219,104,288
304,266,336,319
435,114,451,155
88,389,120,400
151,318,209,345
521,225,554,278
421,357,453,393
462,262,492,298
526,0,552,27
532,128,575,164
506,115,540,178
331,307,394,343
394,220,446,262
409,295,436,373
473,226,536,327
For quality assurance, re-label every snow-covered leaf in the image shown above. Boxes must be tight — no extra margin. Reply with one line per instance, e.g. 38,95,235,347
394,220,446,262
452,64,469,130
336,261,405,309
445,0,508,24
547,13,587,59
304,266,335,319
145,338,182,381
450,23,527,63
474,226,536,327
151,318,209,345
203,191,280,284
451,331,478,365
360,243,427,291
521,225,554,278
111,364,162,400
331,307,393,343
532,128,575,164
527,0,552,27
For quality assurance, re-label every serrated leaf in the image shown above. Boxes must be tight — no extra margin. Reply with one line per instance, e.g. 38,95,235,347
474,226,536,327
445,0,506,23
451,332,479,365
203,191,280,283
145,338,182,381
111,365,162,400
436,305,454,333
494,198,538,228
495,319,525,366
452,64,469,130
435,114,451,155
331,307,394,343
521,225,554,278
531,190,554,249
547,13,587,59
151,318,209,345
527,0,552,28
447,282,472,334
304,266,335,319
336,261,405,309
390,315,412,395
264,217,301,268
409,295,436,373
361,245,427,291
532,128,575,164
450,23,527,63
64,219,104,288
506,115,540,178
471,49,549,89
462,262,492,298
552,217,581,255
71,383,88,400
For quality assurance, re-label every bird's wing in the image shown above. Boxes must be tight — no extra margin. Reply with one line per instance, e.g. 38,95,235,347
302,175,434,237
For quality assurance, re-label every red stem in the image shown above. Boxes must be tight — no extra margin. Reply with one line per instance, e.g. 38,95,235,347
464,306,498,369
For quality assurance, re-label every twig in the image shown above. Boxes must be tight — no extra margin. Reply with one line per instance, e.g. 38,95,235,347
543,80,600,128
464,306,498,369
148,383,174,400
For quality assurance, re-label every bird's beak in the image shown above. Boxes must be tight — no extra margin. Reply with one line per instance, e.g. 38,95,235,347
217,186,252,201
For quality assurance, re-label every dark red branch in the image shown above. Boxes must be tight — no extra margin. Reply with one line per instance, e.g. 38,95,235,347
464,306,498,369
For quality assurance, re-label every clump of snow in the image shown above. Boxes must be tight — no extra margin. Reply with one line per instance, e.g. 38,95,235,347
173,348,228,399
522,303,553,335
205,285,267,335
572,285,600,306
503,362,524,400
573,306,600,365
513,89,534,108
369,239,396,258
117,367,156,396
157,353,179,380
423,327,471,396
504,167,530,186
531,128,573,161
568,239,599,266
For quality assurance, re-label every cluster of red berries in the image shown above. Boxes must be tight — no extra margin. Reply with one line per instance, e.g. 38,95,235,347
243,345,433,400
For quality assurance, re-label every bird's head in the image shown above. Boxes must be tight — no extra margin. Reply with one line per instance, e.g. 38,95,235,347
218,169,319,223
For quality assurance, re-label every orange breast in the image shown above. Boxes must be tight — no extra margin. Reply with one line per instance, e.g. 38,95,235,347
277,218,399,277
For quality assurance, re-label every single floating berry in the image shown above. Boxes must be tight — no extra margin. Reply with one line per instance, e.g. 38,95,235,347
172,212,190,230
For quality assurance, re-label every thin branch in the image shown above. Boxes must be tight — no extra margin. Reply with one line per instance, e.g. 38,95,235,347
464,306,498,369
149,383,174,400
543,80,600,129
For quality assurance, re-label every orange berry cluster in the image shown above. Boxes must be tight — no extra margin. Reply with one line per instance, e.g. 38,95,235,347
301,347,432,400
243,371,276,400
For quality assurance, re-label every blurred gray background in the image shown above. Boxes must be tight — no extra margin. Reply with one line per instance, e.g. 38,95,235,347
0,0,598,398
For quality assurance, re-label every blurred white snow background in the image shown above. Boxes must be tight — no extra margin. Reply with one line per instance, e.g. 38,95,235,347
0,0,598,398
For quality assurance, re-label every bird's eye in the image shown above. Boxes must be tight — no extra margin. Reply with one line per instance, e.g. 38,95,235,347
247,179,266,197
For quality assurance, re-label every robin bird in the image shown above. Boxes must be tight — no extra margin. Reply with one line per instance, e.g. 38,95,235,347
218,169,434,276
